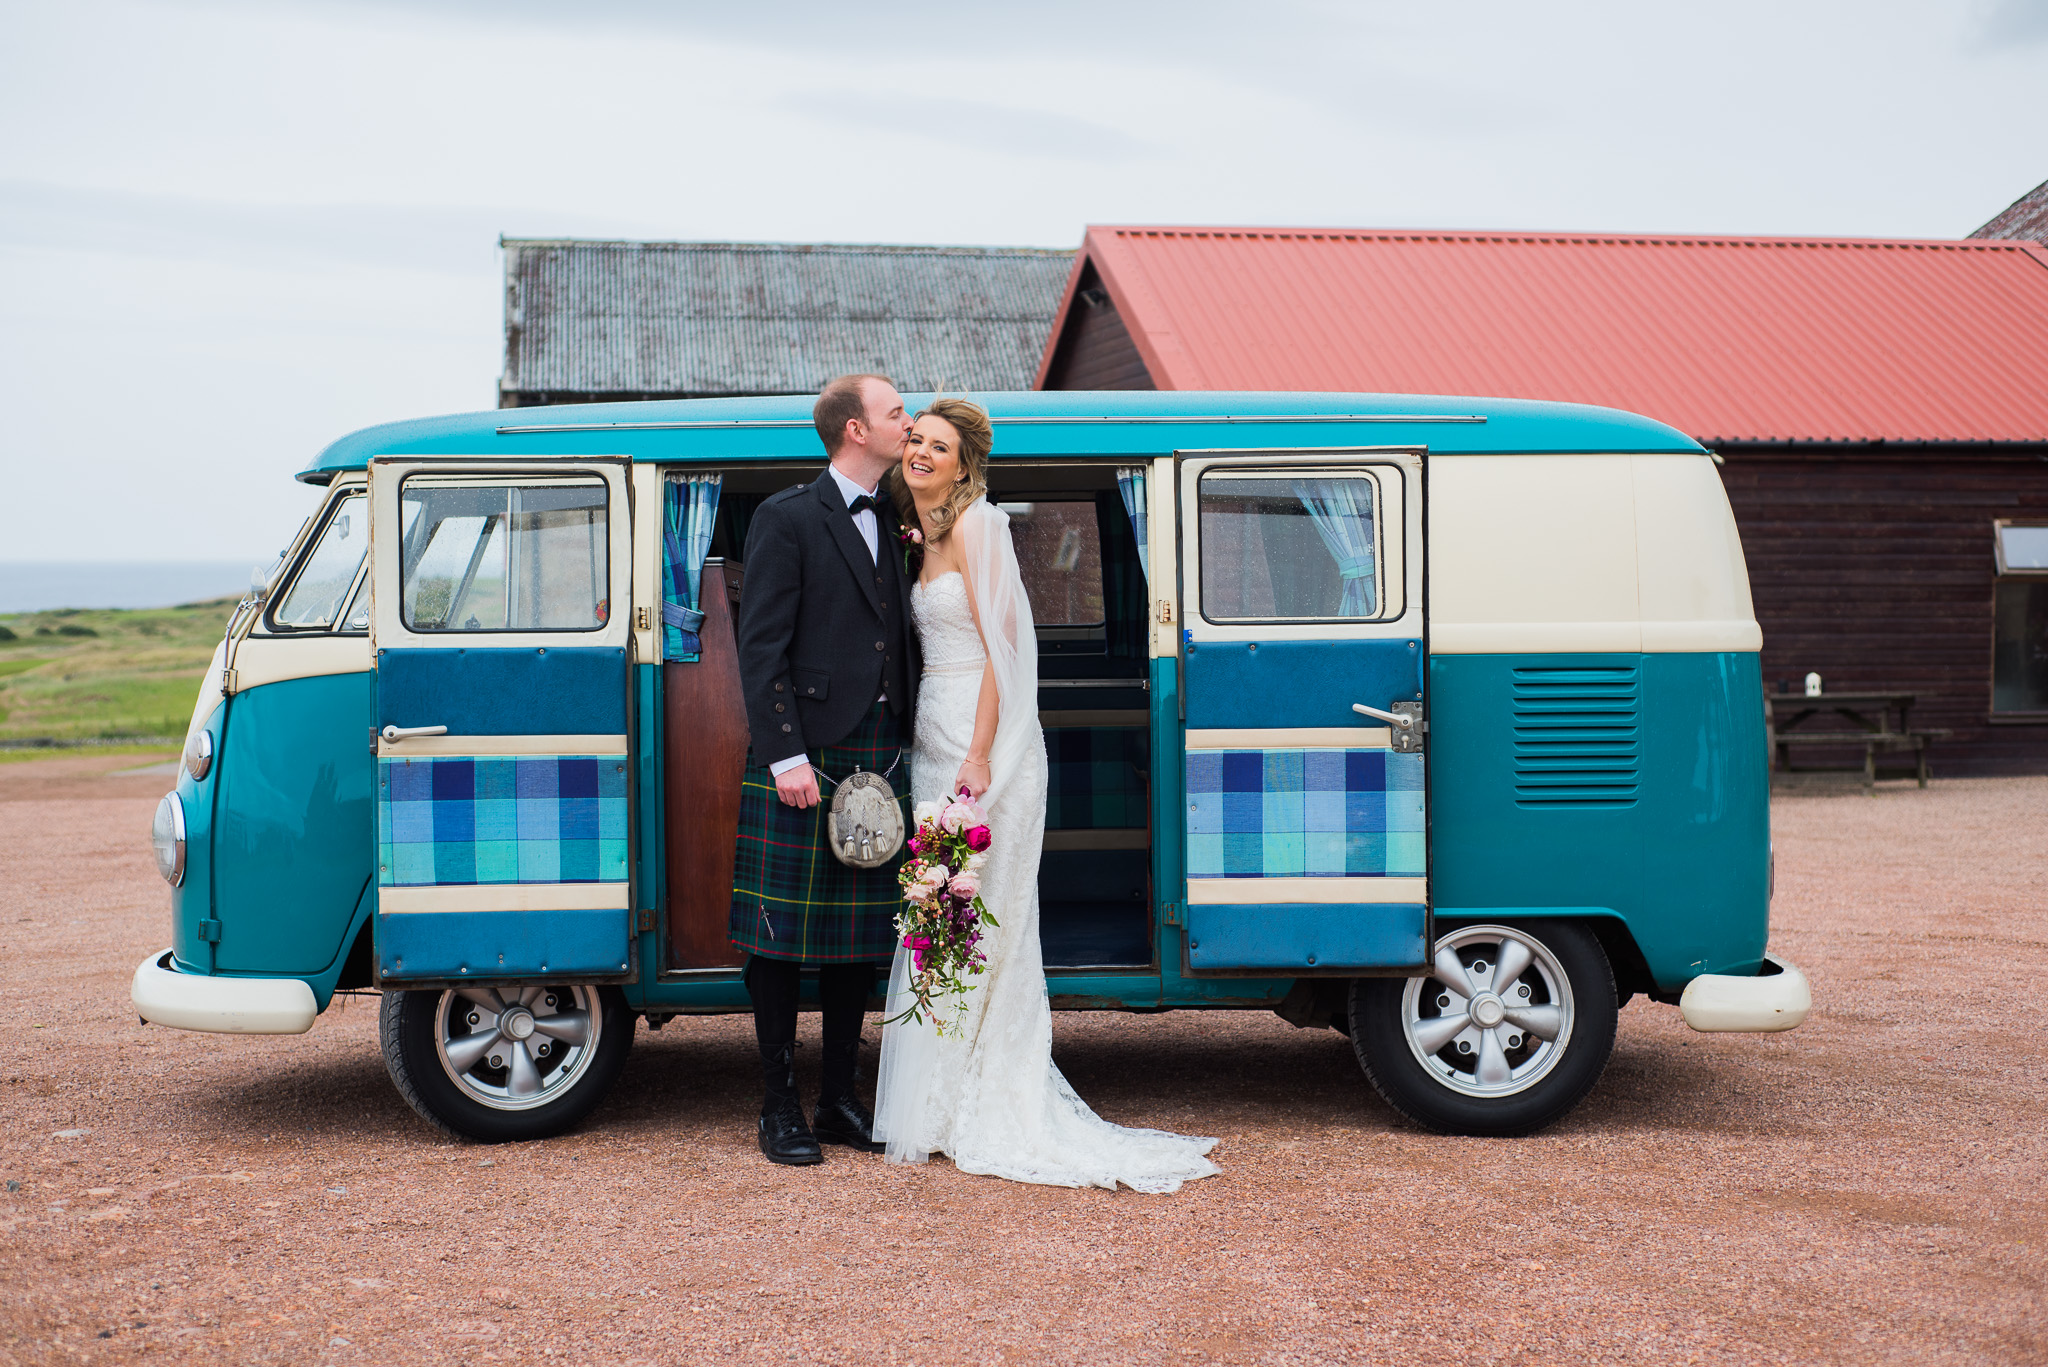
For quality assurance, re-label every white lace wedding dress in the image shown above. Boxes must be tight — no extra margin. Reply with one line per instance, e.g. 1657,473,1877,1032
872,501,1219,1194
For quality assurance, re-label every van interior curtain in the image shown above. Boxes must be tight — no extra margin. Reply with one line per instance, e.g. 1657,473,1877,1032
1290,478,1376,617
1095,488,1149,661
662,473,722,662
1116,468,1149,584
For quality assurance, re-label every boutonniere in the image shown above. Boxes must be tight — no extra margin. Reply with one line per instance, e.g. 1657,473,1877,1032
897,523,924,577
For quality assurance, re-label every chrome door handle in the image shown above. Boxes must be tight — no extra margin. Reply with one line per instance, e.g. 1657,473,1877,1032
380,724,449,742
1352,703,1414,729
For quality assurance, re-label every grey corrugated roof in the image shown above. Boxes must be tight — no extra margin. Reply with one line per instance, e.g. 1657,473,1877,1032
501,239,1074,400
1970,177,2048,243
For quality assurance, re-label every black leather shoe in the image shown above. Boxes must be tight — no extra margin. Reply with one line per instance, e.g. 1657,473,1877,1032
758,1097,824,1165
814,1093,885,1153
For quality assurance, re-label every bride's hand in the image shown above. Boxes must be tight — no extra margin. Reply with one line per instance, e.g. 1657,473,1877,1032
954,756,991,801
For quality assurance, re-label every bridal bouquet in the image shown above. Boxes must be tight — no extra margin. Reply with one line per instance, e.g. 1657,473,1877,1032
887,789,999,1035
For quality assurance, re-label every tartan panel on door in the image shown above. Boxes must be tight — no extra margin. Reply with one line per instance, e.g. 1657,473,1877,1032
1044,726,1150,830
378,755,629,886
1185,748,1423,879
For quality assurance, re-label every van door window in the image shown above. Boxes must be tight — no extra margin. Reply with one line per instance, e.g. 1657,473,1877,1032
1198,471,1381,622
271,492,366,629
400,477,609,633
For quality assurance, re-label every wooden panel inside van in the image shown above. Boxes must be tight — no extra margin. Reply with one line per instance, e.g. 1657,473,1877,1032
662,560,749,970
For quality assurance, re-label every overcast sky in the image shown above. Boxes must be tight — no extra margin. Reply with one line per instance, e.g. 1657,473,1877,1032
2,0,2045,564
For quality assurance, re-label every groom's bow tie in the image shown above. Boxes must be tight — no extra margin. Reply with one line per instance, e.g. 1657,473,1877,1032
847,493,879,515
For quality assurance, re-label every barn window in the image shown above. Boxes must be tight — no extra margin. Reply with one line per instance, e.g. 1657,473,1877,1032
1992,522,2048,716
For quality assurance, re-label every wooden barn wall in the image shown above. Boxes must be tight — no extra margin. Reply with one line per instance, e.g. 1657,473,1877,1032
1719,444,2048,776
1039,264,1155,391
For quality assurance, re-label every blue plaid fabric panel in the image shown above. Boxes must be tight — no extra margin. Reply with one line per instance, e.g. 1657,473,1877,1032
1044,726,1149,830
1186,749,1423,878
379,755,629,887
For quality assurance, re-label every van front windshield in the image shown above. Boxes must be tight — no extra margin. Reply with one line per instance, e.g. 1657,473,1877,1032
399,478,609,632
272,493,367,629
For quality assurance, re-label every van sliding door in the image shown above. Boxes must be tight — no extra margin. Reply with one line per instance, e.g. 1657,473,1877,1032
1175,448,1429,974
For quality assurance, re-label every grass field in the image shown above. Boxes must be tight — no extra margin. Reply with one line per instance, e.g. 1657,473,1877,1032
0,600,236,745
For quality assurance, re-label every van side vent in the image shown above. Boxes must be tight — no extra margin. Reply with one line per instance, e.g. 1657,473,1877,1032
1511,665,1641,808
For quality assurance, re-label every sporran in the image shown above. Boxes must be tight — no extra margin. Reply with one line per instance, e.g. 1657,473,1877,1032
820,753,905,869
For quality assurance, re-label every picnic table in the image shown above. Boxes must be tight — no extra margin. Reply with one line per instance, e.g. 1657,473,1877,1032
1764,690,1948,790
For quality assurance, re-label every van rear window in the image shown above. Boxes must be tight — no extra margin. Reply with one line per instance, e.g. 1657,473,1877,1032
1198,472,1379,622
399,477,609,633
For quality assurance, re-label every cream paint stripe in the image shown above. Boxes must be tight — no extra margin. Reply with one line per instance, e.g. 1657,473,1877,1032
378,734,630,758
1185,727,1392,749
379,883,631,914
1187,877,1428,905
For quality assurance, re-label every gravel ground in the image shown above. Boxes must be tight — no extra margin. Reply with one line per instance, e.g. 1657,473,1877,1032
1,754,2043,1366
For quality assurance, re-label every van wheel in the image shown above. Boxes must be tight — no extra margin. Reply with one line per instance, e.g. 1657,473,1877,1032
1349,921,1616,1137
380,984,632,1142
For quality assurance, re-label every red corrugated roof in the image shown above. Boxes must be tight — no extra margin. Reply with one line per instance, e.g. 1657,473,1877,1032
1041,226,2048,444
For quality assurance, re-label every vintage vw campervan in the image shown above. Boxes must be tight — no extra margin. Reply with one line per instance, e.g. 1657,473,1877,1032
133,391,1809,1142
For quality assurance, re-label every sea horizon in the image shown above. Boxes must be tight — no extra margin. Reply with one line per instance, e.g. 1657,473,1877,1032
0,561,260,614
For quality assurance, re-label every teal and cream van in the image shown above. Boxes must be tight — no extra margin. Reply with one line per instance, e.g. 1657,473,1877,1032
133,391,1808,1142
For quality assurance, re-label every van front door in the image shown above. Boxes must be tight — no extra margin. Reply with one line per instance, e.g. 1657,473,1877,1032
367,461,635,985
1176,449,1428,974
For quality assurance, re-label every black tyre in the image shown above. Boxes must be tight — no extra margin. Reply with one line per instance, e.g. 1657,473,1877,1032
380,984,633,1142
1349,920,1617,1137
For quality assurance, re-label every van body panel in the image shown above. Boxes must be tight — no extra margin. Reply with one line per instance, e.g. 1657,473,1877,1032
1427,650,1768,990
1183,640,1424,729
377,908,631,980
170,700,224,973
211,673,375,974
375,648,628,736
300,393,1704,486
1185,903,1427,971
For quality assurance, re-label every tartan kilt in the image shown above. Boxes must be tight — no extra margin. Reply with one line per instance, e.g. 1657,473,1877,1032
729,701,908,964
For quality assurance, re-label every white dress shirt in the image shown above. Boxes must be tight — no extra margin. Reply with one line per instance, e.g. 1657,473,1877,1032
769,465,883,780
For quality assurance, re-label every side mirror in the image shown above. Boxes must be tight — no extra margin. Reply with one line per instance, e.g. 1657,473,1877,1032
250,559,282,604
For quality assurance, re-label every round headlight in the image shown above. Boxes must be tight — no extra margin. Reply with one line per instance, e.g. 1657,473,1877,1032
151,793,186,887
183,729,213,782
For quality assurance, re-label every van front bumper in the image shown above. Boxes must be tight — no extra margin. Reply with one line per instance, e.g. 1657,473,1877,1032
1679,952,1810,1033
131,949,318,1035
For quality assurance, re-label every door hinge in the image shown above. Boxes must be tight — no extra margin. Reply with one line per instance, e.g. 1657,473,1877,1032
635,605,652,632
219,669,237,697
636,908,657,934
197,919,223,943
1162,901,1186,929
1155,599,1174,624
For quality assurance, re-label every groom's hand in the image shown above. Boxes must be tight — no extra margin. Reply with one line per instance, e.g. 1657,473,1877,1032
775,766,821,809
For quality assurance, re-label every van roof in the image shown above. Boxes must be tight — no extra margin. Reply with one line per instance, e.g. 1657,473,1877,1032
297,390,1703,484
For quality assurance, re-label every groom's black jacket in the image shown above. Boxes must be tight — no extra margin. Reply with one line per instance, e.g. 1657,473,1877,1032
735,475,920,769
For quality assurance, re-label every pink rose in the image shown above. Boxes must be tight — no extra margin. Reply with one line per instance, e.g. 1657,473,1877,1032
965,825,992,852
940,801,973,834
948,870,980,900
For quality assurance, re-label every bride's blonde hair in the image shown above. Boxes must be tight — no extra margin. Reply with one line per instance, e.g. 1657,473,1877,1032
887,397,991,545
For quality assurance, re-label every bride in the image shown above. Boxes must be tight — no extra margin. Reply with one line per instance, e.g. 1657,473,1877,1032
871,397,1220,1194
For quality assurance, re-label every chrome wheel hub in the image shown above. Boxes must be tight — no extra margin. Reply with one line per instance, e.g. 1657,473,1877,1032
1402,925,1575,1098
434,985,601,1112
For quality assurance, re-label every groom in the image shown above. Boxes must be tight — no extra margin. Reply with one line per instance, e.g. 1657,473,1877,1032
729,373,921,1165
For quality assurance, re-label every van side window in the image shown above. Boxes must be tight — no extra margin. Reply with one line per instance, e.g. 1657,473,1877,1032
1001,500,1105,626
1198,471,1380,622
400,477,609,633
271,493,367,629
